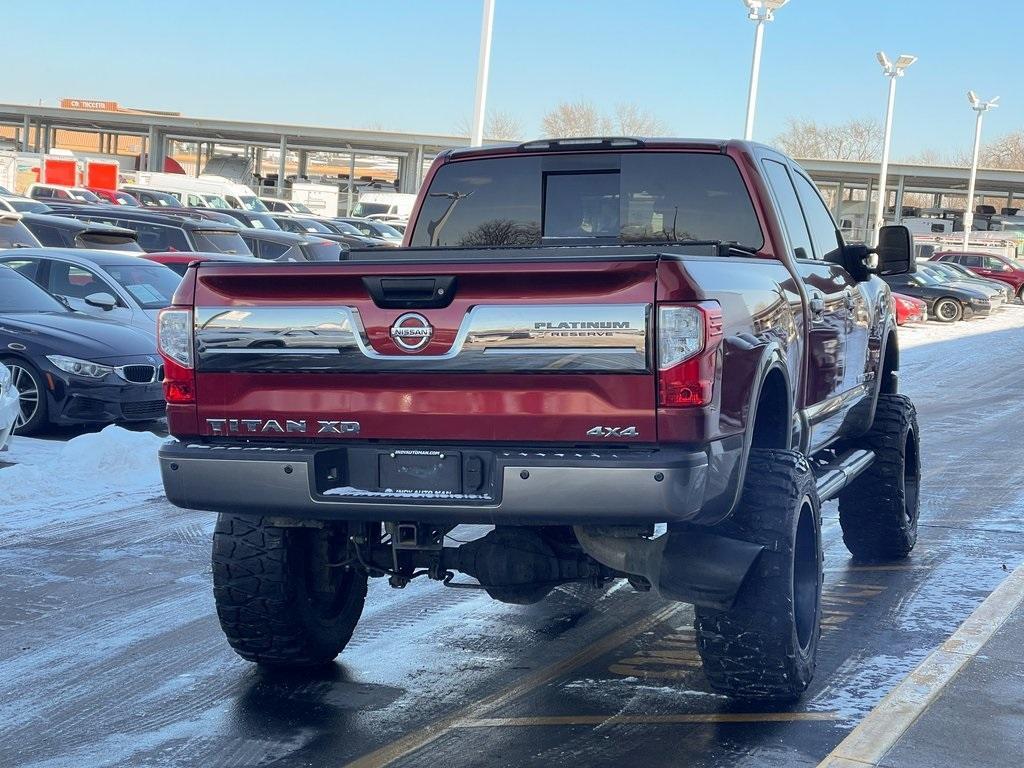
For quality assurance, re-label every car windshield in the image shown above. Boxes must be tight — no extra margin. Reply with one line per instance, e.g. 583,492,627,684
114,192,141,206
0,265,66,312
193,230,253,255
102,263,180,309
302,239,344,261
296,218,333,234
0,220,42,249
239,196,268,212
247,213,280,230
69,189,102,203
410,152,764,249
78,232,145,252
914,271,945,286
331,221,362,235
353,201,391,217
290,202,314,214
203,195,232,210
7,199,51,214
369,222,402,239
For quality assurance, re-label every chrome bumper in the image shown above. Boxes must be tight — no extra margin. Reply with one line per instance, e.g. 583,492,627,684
159,440,717,525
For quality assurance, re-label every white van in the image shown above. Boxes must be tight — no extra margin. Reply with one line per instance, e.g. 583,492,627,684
352,191,415,221
135,172,267,212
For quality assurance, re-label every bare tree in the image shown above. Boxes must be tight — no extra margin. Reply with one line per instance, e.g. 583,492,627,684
773,118,883,161
540,101,668,138
611,103,667,135
978,131,1024,170
540,101,610,137
454,110,524,141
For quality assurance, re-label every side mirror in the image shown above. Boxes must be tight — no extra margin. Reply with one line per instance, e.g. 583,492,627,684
84,292,118,311
875,225,915,275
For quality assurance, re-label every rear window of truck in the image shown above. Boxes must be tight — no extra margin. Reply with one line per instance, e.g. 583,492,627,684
410,153,764,250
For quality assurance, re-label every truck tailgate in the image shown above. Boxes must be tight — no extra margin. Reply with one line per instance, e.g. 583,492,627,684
187,258,657,443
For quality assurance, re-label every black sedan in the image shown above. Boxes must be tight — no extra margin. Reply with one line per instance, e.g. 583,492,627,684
883,271,995,322
0,265,165,434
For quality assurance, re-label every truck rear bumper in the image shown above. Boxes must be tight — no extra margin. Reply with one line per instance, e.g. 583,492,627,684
159,439,739,525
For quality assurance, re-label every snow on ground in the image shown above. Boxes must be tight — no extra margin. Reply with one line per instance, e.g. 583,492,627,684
0,426,165,529
897,303,1024,349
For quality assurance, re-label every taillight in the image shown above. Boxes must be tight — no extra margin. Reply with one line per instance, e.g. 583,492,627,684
157,308,194,404
657,302,723,407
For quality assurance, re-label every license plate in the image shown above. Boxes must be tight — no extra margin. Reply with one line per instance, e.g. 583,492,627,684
379,450,462,494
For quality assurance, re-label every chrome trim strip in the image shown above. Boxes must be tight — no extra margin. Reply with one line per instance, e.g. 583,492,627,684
195,303,650,373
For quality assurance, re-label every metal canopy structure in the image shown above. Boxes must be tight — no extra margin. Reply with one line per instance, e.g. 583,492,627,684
0,102,479,192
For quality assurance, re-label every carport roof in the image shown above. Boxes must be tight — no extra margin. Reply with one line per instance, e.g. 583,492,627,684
798,157,1024,195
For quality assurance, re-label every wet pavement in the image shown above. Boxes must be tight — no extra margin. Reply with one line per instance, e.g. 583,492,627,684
2,313,1023,768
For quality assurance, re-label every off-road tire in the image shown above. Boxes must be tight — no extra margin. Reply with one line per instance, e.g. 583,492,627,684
932,297,962,322
212,514,367,667
694,449,823,702
838,394,920,560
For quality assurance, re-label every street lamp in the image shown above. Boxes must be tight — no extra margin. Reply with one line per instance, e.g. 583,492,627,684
872,51,917,244
742,0,788,141
470,0,496,147
962,91,999,249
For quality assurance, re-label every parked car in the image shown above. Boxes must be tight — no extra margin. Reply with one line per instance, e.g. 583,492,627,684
922,260,1013,302
48,208,253,255
0,212,43,249
260,197,314,214
916,263,1004,309
931,251,1024,301
334,217,403,242
883,270,993,321
217,209,283,230
0,265,165,434
892,293,927,325
120,187,185,209
25,184,102,204
0,362,18,450
239,228,346,261
0,249,180,333
271,214,391,249
87,188,141,206
141,251,262,276
0,195,52,214
19,212,143,252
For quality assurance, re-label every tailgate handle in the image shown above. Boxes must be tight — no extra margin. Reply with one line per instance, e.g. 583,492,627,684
362,276,456,309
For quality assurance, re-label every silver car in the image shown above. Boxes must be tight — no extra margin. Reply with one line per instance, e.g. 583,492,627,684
0,249,181,334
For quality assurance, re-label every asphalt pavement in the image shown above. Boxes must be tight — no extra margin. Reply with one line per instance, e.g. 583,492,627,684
1,310,1023,768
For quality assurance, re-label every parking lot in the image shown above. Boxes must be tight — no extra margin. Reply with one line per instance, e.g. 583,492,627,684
2,308,1022,768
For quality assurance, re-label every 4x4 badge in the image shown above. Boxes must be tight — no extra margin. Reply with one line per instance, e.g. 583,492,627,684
390,312,434,352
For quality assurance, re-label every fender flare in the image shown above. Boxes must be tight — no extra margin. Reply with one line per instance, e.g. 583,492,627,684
703,343,794,525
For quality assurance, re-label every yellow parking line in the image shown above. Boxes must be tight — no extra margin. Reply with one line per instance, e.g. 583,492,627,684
818,562,1024,767
457,712,841,728
344,603,684,768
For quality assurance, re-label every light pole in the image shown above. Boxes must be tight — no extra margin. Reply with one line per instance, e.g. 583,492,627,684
470,0,496,147
873,52,917,244
962,91,999,250
742,0,788,141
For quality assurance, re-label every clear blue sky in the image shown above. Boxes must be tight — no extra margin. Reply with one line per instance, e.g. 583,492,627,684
4,0,1018,158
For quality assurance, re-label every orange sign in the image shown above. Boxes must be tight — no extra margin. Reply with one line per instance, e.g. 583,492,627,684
85,160,119,191
42,157,78,186
60,98,119,112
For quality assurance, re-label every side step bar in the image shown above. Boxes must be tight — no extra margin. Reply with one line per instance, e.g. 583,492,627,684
814,449,875,501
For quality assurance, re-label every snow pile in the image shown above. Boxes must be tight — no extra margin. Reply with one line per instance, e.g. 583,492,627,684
899,304,1024,349
1,426,165,518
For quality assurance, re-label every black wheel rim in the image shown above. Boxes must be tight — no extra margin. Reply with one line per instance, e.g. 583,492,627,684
903,428,921,526
8,364,39,430
936,300,958,321
792,498,819,653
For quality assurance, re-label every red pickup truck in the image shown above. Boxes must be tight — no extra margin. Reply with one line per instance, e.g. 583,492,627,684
157,138,921,701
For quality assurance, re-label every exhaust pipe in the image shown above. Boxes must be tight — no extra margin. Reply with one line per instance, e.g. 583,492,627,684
573,525,763,611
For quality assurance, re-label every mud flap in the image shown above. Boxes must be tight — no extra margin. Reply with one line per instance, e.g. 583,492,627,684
657,531,764,610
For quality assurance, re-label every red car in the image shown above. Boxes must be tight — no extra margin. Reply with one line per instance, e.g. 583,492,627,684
87,187,141,206
931,251,1024,301
141,251,259,277
892,292,927,325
